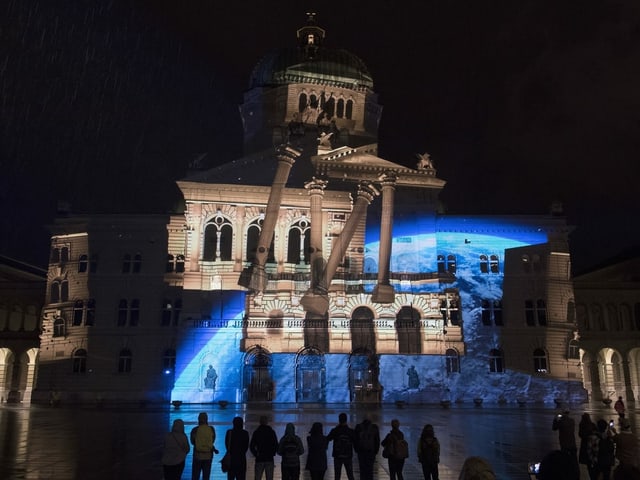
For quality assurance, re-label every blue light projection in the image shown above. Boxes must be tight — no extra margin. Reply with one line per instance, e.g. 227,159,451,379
171,215,585,405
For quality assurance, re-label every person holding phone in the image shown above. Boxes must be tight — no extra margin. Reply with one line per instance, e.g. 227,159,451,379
552,410,577,459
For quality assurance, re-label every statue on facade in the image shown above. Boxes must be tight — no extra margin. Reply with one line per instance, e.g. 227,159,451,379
416,152,434,170
204,365,218,390
407,365,420,389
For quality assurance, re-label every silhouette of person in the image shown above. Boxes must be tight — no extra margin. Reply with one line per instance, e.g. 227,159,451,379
354,414,380,480
327,413,356,480
162,419,190,480
225,416,250,480
250,415,279,480
306,422,328,480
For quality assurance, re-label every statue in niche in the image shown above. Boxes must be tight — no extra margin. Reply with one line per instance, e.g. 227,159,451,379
204,365,218,390
416,152,434,170
407,365,420,389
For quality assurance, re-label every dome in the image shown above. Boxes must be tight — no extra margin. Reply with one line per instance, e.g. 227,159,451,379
248,13,373,91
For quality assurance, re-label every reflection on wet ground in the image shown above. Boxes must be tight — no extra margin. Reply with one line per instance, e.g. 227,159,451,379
0,402,636,479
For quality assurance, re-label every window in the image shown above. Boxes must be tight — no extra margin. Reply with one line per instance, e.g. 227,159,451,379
480,255,488,274
446,348,460,374
132,253,142,273
481,300,492,325
566,301,576,324
447,255,456,274
86,299,96,326
50,280,69,304
118,348,132,373
533,348,548,373
72,349,87,374
493,300,503,326
129,299,140,326
396,306,421,354
607,303,621,331
161,300,172,326
175,255,185,273
489,348,504,373
437,255,445,274
166,254,175,273
117,299,128,326
53,317,65,337
122,254,131,273
490,255,499,273
73,300,84,326
287,217,311,264
568,340,580,360
51,246,69,264
345,99,353,119
532,254,542,273
336,98,344,118
78,255,88,273
298,93,307,112
163,349,176,373
246,217,275,263
521,254,531,273
536,300,547,326
351,306,376,354
204,214,233,262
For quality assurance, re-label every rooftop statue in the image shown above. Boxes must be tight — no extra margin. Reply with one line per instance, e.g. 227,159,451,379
416,152,434,170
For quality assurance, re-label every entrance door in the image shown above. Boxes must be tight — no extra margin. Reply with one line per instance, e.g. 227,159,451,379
243,347,273,402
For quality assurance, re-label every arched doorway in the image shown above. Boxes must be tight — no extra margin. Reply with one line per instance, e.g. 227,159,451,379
243,346,273,402
349,349,380,404
296,347,325,403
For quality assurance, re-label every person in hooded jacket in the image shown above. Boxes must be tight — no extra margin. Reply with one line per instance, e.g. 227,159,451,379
417,424,440,480
381,419,406,480
225,416,250,480
162,419,190,480
250,415,279,480
277,422,305,480
190,412,218,480
306,422,328,480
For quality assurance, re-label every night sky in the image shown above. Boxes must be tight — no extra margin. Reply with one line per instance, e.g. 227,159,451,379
2,0,639,273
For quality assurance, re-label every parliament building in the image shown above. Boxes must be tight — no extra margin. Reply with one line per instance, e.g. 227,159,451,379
30,15,593,406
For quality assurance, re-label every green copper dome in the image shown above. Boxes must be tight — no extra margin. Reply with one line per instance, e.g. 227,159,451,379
248,14,374,91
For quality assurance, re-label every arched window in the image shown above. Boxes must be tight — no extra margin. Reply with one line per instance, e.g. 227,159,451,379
437,255,445,274
490,255,499,273
53,317,65,337
607,303,620,331
533,348,548,373
117,299,128,326
351,306,376,354
73,300,84,326
78,254,88,273
521,254,531,273
118,348,132,373
246,217,275,263
481,300,492,325
336,98,345,118
577,303,588,330
176,255,185,273
298,93,307,112
446,348,460,374
345,99,353,119
50,281,60,304
129,299,140,326
396,306,421,354
287,217,311,264
324,96,335,117
166,254,175,273
73,349,87,374
489,348,504,373
480,255,488,274
163,348,176,373
536,300,547,326
86,299,96,326
132,253,142,273
203,213,233,261
309,94,318,109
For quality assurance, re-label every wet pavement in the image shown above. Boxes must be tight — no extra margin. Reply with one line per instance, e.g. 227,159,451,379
0,401,637,479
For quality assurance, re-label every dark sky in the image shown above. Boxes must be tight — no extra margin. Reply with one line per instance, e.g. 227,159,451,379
2,0,639,273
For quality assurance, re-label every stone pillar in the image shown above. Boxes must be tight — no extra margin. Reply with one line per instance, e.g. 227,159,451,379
372,171,396,303
188,203,202,272
249,145,301,291
302,182,379,316
305,177,328,293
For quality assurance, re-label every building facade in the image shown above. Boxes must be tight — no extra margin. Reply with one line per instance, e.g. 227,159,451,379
34,15,586,405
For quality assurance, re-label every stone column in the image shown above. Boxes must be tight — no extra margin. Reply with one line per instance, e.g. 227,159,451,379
305,177,328,293
188,203,202,272
372,171,396,303
249,145,301,291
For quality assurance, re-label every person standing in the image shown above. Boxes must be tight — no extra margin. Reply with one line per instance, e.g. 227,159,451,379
613,418,639,470
306,422,328,480
225,416,250,480
417,424,440,480
277,422,305,480
327,413,356,480
614,396,626,419
552,410,577,458
381,419,408,480
578,413,596,468
162,419,190,480
588,419,615,480
354,414,380,480
250,415,279,480
190,412,217,480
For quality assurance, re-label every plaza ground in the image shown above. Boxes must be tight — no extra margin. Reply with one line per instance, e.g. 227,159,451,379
0,401,636,479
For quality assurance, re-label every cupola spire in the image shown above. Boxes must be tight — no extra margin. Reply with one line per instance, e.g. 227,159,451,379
297,12,326,59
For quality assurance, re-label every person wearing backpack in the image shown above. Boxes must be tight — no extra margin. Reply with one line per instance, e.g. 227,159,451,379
588,419,615,480
354,414,380,480
224,416,250,480
327,413,356,480
162,419,190,480
250,415,279,480
417,424,440,480
277,422,305,480
381,419,408,480
190,412,218,480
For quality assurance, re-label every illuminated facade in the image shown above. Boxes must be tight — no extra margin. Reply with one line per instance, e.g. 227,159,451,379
34,15,586,405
